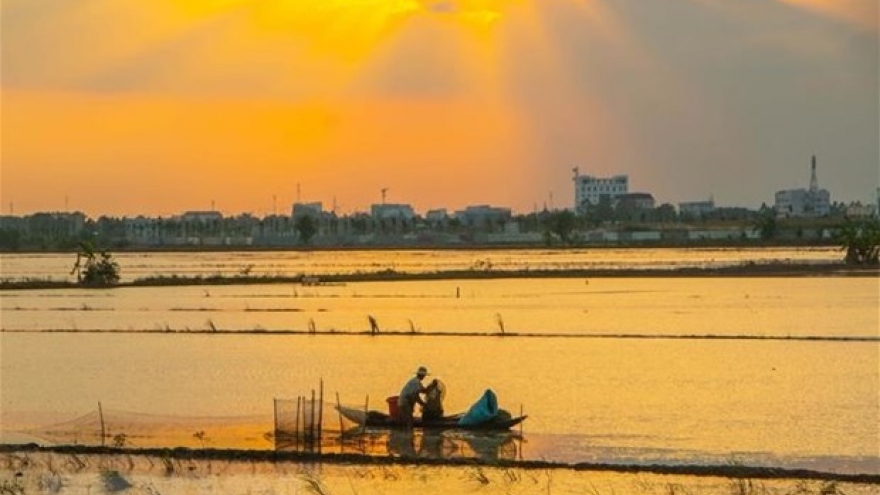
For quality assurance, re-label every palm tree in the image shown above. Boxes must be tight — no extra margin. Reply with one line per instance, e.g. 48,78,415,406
70,241,96,282
70,241,120,286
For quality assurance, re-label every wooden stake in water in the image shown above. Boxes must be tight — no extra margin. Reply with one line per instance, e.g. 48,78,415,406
310,389,316,450
294,396,301,450
519,404,524,460
273,398,279,444
519,404,524,436
336,392,344,441
318,380,324,452
362,395,369,435
98,401,105,447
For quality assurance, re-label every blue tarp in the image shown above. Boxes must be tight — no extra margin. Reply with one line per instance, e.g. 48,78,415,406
458,389,499,426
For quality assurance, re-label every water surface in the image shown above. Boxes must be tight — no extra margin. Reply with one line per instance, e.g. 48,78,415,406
1,249,877,475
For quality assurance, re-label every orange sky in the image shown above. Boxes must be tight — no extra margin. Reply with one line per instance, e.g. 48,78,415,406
2,0,877,217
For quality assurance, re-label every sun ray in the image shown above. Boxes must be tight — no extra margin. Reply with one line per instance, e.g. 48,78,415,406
774,0,878,31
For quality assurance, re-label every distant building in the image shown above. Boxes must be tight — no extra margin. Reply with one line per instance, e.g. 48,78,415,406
179,211,223,223
774,155,831,218
124,216,159,243
572,168,629,210
425,209,448,223
454,205,511,229
678,199,716,218
292,202,323,219
845,202,876,218
370,203,415,221
425,209,449,229
614,193,655,210
876,187,880,216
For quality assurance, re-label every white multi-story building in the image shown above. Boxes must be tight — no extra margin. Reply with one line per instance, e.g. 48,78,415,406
774,155,831,218
844,202,876,218
572,168,629,210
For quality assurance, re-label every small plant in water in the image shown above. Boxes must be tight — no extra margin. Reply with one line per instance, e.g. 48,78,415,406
299,470,331,495
465,466,490,485
193,430,208,448
112,433,127,448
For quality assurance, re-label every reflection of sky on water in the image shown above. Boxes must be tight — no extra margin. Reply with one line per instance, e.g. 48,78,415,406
1,250,877,477
3,277,877,338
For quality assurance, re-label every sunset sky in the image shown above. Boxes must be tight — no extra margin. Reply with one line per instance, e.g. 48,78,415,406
2,0,877,217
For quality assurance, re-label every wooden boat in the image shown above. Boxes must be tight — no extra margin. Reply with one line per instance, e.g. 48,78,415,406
335,405,527,430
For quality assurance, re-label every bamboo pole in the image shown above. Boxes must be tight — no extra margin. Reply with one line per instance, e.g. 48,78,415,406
294,396,301,451
519,404,524,436
336,392,344,442
273,398,279,445
310,389,316,450
98,402,106,447
519,404,524,461
361,394,369,435
318,379,324,452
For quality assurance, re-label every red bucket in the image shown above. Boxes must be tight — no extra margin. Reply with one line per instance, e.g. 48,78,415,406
386,396,400,420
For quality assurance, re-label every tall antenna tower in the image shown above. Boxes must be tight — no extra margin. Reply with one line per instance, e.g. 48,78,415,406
381,188,389,204
809,155,819,192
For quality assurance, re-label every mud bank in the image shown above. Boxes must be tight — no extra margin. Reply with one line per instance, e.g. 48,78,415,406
2,444,878,484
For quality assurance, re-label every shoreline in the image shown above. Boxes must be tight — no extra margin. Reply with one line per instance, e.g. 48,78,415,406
2,444,878,484
2,262,877,291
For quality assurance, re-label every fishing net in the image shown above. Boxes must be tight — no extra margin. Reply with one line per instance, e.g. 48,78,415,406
11,399,521,461
16,408,273,450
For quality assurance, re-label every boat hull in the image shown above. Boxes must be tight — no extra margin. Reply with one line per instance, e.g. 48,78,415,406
336,406,526,430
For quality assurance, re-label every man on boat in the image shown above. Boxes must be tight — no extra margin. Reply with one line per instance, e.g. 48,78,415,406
398,366,429,429
422,379,445,421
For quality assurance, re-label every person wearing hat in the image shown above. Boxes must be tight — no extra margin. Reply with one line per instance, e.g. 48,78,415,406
398,366,429,429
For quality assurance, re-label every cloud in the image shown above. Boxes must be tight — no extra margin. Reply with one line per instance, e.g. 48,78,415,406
424,1,458,13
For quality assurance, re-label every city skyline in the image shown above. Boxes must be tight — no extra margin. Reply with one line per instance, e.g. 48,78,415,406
2,0,878,217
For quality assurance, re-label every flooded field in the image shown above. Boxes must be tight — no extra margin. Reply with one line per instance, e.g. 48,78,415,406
1,248,878,481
